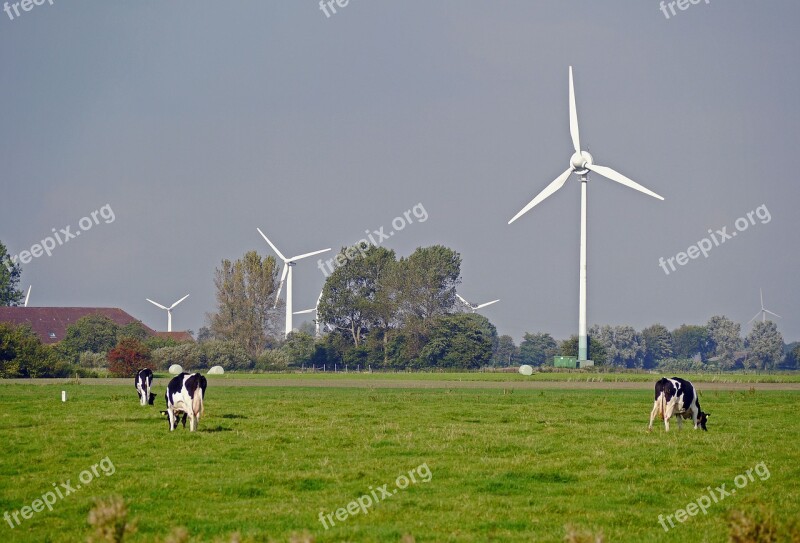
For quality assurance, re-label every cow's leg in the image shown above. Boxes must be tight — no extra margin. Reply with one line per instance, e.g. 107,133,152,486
189,412,197,432
676,415,683,430
167,408,176,431
180,413,187,428
663,401,675,432
691,407,699,429
648,400,660,431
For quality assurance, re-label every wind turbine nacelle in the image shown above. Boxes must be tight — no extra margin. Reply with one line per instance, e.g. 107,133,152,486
570,151,593,174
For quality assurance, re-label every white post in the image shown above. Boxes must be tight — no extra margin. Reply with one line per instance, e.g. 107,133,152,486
61,390,66,402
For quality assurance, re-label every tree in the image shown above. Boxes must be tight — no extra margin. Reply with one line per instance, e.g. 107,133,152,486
706,315,742,369
492,335,518,367
415,313,496,369
394,246,461,324
745,321,784,370
518,333,558,367
118,321,150,341
318,246,395,348
641,324,673,368
0,241,24,306
59,315,120,362
671,325,709,361
209,251,281,357
107,338,152,378
0,323,66,378
281,331,316,367
589,325,617,365
613,326,646,368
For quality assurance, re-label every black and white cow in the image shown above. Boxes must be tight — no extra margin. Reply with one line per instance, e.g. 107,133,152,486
648,377,710,432
135,368,155,406
164,372,207,431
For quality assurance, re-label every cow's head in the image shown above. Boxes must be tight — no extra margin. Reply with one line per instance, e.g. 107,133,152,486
698,411,710,431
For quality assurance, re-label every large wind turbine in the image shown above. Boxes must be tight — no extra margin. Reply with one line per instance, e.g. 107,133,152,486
748,288,781,324
294,290,324,338
456,293,499,313
146,294,190,332
508,66,664,362
257,228,330,337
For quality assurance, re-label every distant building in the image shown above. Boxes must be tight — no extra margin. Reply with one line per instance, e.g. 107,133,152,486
0,307,193,344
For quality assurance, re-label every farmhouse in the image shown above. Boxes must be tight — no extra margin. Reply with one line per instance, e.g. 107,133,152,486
0,307,193,344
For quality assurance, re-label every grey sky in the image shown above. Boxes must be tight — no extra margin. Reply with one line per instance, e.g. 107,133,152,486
2,1,797,343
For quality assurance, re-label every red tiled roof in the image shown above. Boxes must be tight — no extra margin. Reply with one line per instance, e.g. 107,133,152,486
0,307,160,344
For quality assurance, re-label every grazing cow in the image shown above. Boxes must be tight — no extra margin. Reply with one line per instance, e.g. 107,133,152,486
648,377,710,432
164,372,207,431
135,368,155,406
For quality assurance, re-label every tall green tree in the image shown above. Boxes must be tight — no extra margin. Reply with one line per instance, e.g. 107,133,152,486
519,332,559,367
209,251,281,357
0,241,24,306
58,315,120,361
492,335,519,367
395,245,461,323
612,326,646,368
745,321,784,370
642,324,673,368
671,324,709,361
706,315,742,369
318,246,396,347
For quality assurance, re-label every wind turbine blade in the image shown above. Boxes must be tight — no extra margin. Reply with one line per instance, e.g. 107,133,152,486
24,285,31,307
475,299,500,309
508,168,573,224
748,311,762,324
764,310,782,319
760,288,764,309
170,294,190,309
569,66,581,153
274,265,289,307
294,308,315,315
456,294,470,307
146,298,168,310
586,164,664,201
289,248,331,261
256,228,288,262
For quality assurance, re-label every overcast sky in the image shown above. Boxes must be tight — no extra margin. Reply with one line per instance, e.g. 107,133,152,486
2,1,797,344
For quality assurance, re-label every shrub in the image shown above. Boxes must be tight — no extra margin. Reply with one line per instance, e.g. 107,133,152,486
107,338,152,378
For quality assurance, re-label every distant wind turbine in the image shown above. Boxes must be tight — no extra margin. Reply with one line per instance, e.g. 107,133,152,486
508,66,664,362
24,285,31,307
748,288,781,324
456,293,499,313
146,294,190,332
294,290,324,338
257,228,330,337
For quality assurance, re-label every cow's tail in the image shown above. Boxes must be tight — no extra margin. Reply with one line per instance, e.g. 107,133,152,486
193,386,204,419
659,391,667,421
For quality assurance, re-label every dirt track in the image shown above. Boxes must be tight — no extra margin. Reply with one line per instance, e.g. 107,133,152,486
2,378,799,391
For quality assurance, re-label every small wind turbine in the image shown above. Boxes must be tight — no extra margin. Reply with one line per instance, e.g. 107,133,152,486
748,288,781,324
146,294,190,332
24,285,31,307
508,66,664,362
294,290,324,338
456,293,499,313
257,228,330,337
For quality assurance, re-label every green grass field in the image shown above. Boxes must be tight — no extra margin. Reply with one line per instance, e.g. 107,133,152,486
1,381,798,542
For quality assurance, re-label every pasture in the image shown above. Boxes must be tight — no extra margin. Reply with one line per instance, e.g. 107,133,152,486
0,377,798,542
